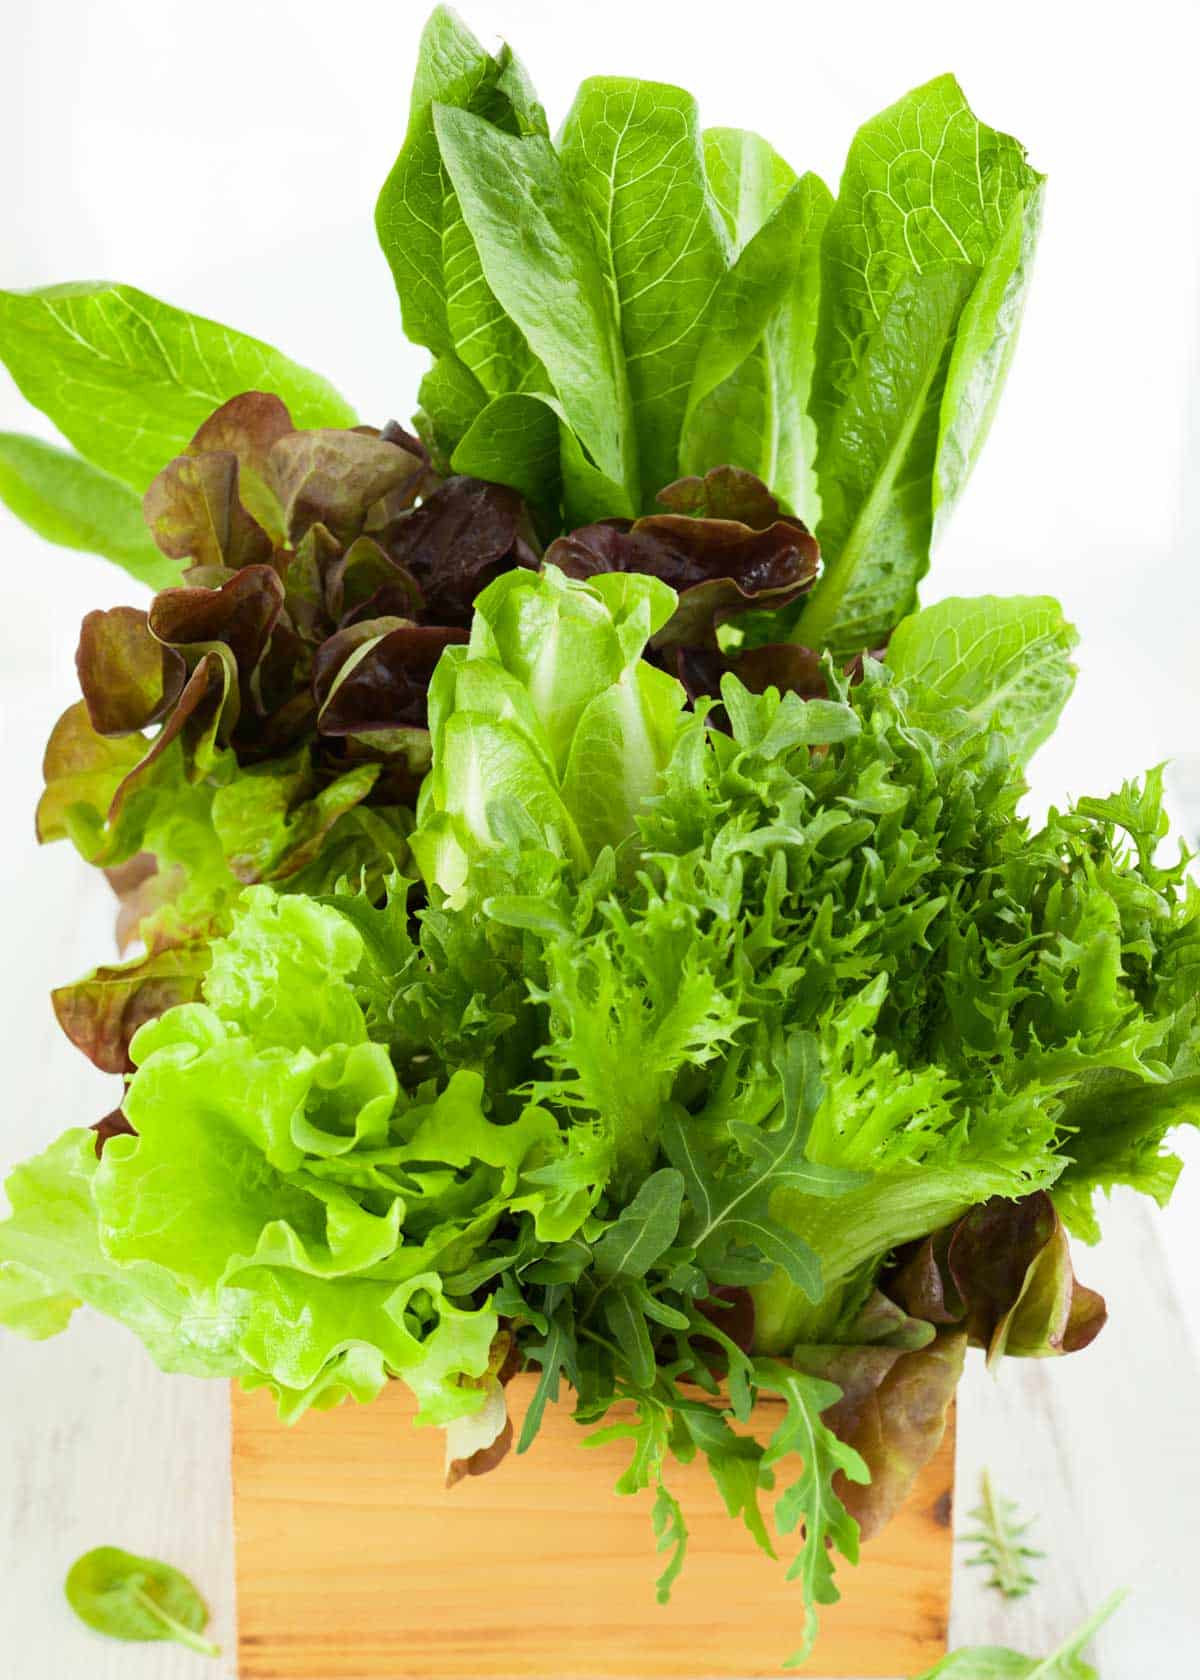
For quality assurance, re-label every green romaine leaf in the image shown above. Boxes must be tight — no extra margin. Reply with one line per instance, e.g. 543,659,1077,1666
433,105,637,511
682,161,831,522
796,76,1044,652
65,1546,219,1657
0,432,181,590
558,78,728,509
887,595,1078,763
0,281,356,490
450,392,561,519
375,6,548,458
797,266,977,651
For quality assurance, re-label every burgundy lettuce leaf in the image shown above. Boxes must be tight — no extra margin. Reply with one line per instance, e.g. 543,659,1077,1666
52,943,211,1074
90,1107,136,1159
149,564,286,692
546,470,818,654
104,854,185,954
381,476,539,626
144,451,274,571
791,1329,967,1542
316,622,470,736
76,607,183,735
888,1191,1108,1365
188,390,295,477
266,429,428,547
655,465,784,527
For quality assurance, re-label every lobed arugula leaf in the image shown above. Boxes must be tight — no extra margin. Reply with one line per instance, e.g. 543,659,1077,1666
651,1481,688,1604
754,1359,869,1665
662,1035,866,1300
962,1470,1043,1599
592,1169,685,1278
0,281,356,491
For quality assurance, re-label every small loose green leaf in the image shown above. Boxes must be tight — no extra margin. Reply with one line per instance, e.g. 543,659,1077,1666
64,1546,220,1657
912,1589,1127,1677
0,281,355,491
0,433,181,590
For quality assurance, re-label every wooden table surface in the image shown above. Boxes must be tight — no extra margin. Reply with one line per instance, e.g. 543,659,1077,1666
2,604,1199,1678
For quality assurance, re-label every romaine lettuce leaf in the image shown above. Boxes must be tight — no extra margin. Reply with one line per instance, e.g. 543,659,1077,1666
794,77,1044,652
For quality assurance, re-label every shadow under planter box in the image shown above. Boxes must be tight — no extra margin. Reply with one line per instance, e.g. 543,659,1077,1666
231,1376,954,1679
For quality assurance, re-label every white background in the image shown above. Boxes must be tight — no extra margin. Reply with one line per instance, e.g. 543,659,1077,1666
2,2,1199,1675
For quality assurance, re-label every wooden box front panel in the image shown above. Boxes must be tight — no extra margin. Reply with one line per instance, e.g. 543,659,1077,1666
232,1376,954,1680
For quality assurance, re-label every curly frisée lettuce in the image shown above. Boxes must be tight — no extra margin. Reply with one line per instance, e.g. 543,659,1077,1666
4,566,1198,1661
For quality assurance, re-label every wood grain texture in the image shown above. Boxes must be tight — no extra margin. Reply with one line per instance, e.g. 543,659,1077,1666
231,1377,954,1680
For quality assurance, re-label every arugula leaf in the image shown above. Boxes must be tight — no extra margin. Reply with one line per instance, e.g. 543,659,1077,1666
663,1035,865,1300
754,1359,869,1665
796,76,1044,652
0,432,181,590
683,1405,774,1556
962,1470,1043,1599
651,1481,688,1604
65,1546,219,1657
912,1589,1127,1678
592,1169,685,1278
558,78,728,509
0,282,356,490
887,595,1078,763
516,1300,580,1454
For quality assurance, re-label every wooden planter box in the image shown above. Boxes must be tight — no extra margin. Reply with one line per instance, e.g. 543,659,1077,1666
232,1376,954,1680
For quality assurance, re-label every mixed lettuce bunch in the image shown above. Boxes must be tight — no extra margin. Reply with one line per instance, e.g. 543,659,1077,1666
0,5,1196,1668
4,566,1198,1658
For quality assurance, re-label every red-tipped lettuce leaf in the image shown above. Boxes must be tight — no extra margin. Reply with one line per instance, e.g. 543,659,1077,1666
888,1192,1107,1365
